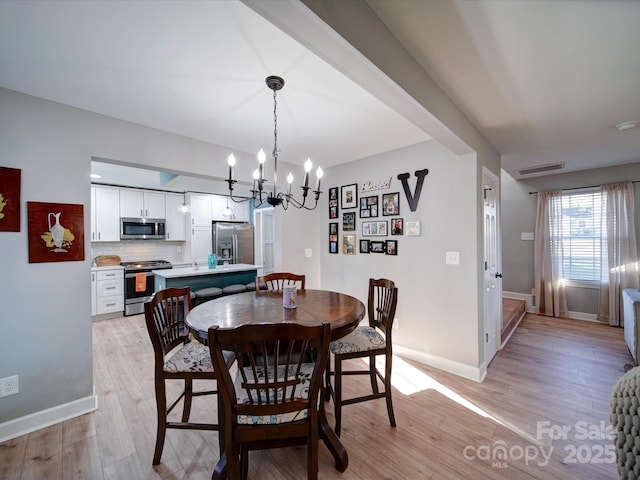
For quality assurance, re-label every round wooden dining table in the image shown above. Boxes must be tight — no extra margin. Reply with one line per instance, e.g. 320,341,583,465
185,288,366,473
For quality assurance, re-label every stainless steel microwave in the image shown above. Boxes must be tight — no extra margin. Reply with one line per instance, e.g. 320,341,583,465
120,217,166,240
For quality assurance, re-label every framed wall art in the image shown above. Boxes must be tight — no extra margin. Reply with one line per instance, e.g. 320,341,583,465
329,187,339,219
359,195,378,218
329,222,338,254
27,201,85,263
406,221,421,236
386,239,398,256
342,233,356,255
341,183,358,210
359,239,370,254
0,166,21,232
391,218,404,235
382,192,400,216
370,240,386,253
361,220,387,237
342,211,356,231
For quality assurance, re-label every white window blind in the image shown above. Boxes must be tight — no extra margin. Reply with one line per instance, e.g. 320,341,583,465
559,190,605,282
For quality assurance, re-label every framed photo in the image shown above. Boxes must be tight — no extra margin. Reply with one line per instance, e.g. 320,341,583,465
370,240,386,253
360,195,378,218
361,220,387,237
359,239,370,253
406,221,421,236
329,187,339,219
27,201,85,263
342,211,356,231
342,233,356,255
341,183,358,210
0,166,21,232
391,218,404,235
382,192,400,216
329,222,338,254
386,239,398,256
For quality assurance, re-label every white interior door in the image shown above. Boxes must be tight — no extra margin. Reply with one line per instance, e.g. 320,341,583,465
483,168,501,365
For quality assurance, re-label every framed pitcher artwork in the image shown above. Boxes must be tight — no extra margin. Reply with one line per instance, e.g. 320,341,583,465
27,201,85,263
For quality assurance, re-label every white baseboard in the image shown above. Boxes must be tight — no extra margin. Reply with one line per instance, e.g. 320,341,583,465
567,311,599,322
394,345,484,383
0,389,98,443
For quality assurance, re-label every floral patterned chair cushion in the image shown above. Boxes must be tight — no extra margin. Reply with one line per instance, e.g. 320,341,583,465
234,363,316,425
330,325,386,354
164,341,234,373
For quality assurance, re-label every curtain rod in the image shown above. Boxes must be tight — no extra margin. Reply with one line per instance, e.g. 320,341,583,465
528,180,640,195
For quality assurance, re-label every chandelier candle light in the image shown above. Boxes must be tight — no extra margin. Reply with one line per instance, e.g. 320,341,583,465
225,75,323,210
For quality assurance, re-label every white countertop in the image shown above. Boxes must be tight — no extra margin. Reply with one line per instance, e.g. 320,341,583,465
91,265,124,271
153,263,263,279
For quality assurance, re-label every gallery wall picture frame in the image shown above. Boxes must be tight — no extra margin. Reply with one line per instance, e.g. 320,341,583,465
342,233,356,255
391,218,404,235
342,211,356,231
329,222,339,254
386,239,398,256
27,201,85,263
329,187,339,219
405,221,421,236
370,240,386,253
341,183,358,210
361,220,388,237
359,195,378,218
359,239,370,254
382,192,400,216
0,166,21,232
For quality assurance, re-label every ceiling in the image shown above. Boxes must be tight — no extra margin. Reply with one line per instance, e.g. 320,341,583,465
0,0,639,187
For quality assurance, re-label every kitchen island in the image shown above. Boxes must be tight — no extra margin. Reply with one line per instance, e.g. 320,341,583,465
153,263,263,292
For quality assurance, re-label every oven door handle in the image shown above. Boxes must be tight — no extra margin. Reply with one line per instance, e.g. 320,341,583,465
125,271,154,279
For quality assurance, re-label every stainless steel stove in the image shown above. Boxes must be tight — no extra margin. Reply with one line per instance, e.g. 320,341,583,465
121,260,172,315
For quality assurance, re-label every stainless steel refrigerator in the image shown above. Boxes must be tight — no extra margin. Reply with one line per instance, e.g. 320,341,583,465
212,221,255,265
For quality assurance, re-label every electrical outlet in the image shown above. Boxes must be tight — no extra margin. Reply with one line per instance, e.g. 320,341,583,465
393,317,399,330
0,375,19,397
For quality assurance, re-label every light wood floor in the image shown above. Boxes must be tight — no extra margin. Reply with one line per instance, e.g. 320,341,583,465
0,313,631,479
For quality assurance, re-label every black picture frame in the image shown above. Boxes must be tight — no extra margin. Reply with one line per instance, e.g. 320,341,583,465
360,195,378,218
329,222,338,254
370,240,386,253
361,220,387,237
341,183,358,210
382,192,400,216
342,234,356,255
359,239,370,254
342,211,356,231
391,218,404,235
386,239,398,256
329,187,339,219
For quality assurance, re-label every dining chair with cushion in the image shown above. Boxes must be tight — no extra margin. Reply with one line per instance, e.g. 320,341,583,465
255,272,306,292
325,278,398,436
208,321,330,480
144,287,234,465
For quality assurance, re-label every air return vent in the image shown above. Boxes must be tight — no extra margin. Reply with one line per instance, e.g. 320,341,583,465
517,162,565,176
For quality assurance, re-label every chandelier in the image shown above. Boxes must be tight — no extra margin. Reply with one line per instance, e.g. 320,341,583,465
225,75,323,210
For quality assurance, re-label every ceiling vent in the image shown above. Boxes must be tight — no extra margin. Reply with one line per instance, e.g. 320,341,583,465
517,162,565,176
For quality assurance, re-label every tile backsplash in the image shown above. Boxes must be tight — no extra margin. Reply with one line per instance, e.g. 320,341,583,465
91,241,188,266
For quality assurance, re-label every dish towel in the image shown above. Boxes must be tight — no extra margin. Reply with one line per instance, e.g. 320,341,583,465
135,272,146,292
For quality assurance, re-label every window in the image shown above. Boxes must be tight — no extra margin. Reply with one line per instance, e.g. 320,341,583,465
559,190,605,283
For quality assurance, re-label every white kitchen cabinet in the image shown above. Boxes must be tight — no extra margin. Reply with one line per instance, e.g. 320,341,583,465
91,186,120,242
120,189,165,218
165,193,187,241
211,195,250,222
190,225,212,264
189,193,212,226
94,268,124,315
